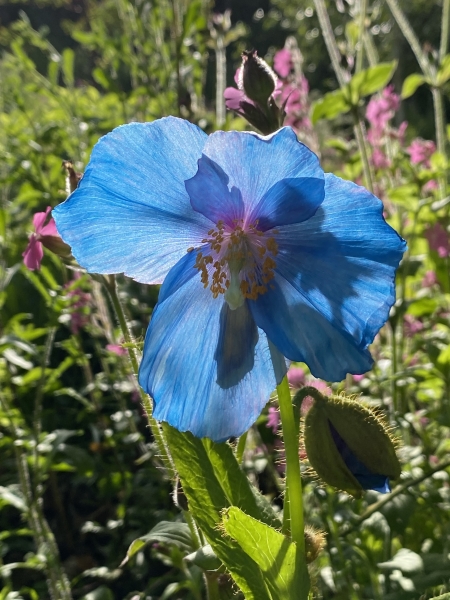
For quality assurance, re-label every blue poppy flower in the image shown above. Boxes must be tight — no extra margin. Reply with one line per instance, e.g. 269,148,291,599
53,117,406,441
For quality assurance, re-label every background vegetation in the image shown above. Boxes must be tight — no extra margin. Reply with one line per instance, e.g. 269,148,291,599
1,0,450,598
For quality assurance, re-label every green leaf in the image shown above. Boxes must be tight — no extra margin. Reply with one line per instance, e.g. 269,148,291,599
163,425,272,600
378,548,424,575
222,507,309,600
311,89,350,124
122,520,194,566
401,73,425,98
62,48,75,87
0,486,27,512
203,438,281,529
80,586,114,600
185,544,222,571
437,54,450,86
350,61,397,101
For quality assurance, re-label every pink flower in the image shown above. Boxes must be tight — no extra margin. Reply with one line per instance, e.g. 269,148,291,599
422,270,437,287
423,179,438,193
106,343,127,356
273,48,292,78
366,86,400,131
404,314,424,337
287,366,306,388
407,138,436,167
425,223,450,258
371,148,390,169
23,207,60,270
352,374,365,382
64,273,91,334
266,406,280,434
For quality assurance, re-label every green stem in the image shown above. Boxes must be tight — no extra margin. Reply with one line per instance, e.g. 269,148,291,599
313,0,347,87
431,86,447,199
355,0,367,73
353,110,374,193
440,0,450,62
204,573,221,600
215,33,226,127
103,275,176,480
276,376,305,552
385,0,431,78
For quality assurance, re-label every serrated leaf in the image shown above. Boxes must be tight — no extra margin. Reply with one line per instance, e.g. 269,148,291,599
222,507,309,600
401,73,425,98
311,89,349,124
203,438,281,529
163,425,272,600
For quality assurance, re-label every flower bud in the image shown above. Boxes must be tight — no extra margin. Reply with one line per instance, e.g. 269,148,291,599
303,392,400,498
239,50,277,107
41,234,72,259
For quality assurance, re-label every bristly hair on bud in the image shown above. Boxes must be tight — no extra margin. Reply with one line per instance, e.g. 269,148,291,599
301,389,401,498
305,525,326,563
239,50,278,107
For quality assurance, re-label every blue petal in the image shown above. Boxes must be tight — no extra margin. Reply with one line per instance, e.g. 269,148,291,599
249,274,374,381
329,422,391,493
185,155,245,226
198,127,324,228
138,253,286,441
53,117,211,284
249,174,406,381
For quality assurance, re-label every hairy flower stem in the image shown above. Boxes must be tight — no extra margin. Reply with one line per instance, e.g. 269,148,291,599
215,33,226,127
104,275,175,479
276,375,309,595
355,0,367,74
440,0,450,61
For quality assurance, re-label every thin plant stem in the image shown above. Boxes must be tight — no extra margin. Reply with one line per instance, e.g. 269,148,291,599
103,275,176,479
355,0,367,73
314,0,373,192
313,0,346,87
276,376,304,550
431,86,447,192
384,0,431,78
215,33,226,127
440,0,450,61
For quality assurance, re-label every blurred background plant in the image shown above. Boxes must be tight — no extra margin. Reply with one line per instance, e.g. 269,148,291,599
0,0,450,598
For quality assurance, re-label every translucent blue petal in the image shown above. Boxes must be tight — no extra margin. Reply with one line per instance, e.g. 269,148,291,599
185,155,245,226
249,174,406,381
199,127,324,227
249,274,374,381
138,255,286,441
329,422,390,493
53,117,210,283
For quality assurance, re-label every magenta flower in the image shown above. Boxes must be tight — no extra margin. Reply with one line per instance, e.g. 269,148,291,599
287,366,306,388
366,86,400,131
23,207,61,270
371,148,390,170
404,314,424,337
273,48,292,78
425,223,450,258
407,138,436,167
106,343,127,356
266,406,280,433
422,270,437,287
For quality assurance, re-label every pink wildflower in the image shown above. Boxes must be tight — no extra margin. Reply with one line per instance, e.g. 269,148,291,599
64,273,91,334
404,314,424,337
371,148,390,169
352,374,365,382
422,270,437,287
407,138,436,167
266,406,280,434
106,343,127,356
273,48,292,78
423,179,438,193
425,223,450,258
287,366,306,388
366,86,400,131
23,207,61,270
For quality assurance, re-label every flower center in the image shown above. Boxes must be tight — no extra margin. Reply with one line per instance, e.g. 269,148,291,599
192,220,278,310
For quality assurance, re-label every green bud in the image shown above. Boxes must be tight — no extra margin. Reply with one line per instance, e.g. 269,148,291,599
41,235,73,259
303,391,400,498
240,50,277,107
